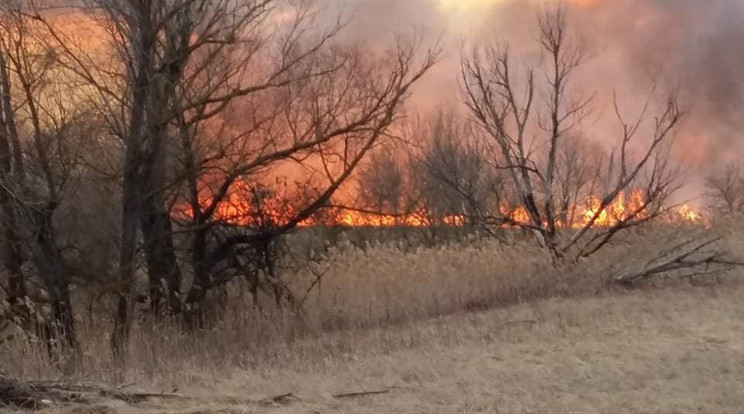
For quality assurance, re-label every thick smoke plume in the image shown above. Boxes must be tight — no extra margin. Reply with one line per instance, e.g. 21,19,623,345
332,0,744,177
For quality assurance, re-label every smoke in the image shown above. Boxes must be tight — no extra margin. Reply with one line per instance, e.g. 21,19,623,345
331,0,744,175
567,0,744,169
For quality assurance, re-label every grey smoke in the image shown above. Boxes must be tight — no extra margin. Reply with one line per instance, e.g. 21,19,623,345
330,0,744,173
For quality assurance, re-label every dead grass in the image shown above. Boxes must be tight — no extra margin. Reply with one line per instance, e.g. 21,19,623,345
2,223,744,412
25,281,744,413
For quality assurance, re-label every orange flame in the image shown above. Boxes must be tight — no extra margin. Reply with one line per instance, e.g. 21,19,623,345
174,182,704,229
582,189,648,227
677,204,700,222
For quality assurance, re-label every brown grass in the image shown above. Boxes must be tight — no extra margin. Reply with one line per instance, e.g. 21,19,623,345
27,281,744,413
2,221,744,412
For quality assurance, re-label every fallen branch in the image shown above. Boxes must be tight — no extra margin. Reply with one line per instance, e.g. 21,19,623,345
333,389,390,399
0,375,45,409
0,375,186,409
259,392,301,406
612,237,743,285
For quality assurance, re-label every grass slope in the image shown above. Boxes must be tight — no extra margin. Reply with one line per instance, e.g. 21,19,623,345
37,282,744,413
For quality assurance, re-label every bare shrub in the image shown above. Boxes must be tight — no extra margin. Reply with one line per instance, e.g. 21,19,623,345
706,162,744,215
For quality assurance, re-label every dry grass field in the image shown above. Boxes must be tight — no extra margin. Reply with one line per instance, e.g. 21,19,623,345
26,282,744,413
3,222,744,413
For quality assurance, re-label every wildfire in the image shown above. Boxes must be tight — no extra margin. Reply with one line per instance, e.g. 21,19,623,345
174,182,704,229
327,211,430,227
583,189,647,227
508,206,531,225
677,204,700,222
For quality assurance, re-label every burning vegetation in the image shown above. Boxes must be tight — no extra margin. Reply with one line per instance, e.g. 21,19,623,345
0,1,739,391
177,183,705,229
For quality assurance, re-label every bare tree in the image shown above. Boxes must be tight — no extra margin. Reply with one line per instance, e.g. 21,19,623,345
36,0,437,355
172,36,438,323
460,7,683,260
0,46,26,309
409,110,501,226
0,3,97,352
357,146,405,218
705,162,744,215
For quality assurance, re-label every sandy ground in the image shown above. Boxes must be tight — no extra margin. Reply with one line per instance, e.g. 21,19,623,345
35,284,744,413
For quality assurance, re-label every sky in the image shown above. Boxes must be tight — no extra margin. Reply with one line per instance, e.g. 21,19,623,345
325,0,744,200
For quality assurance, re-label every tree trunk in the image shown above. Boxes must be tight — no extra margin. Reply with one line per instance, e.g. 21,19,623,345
112,135,141,360
140,200,182,316
183,228,209,328
0,131,25,305
138,68,185,317
28,205,76,351
1,210,26,304
112,196,137,359
111,0,155,358
0,49,25,305
139,97,183,316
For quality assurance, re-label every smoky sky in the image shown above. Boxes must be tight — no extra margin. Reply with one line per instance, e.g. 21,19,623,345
327,0,744,175
569,0,744,169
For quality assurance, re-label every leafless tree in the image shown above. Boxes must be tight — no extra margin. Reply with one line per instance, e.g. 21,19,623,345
460,7,684,260
409,110,501,226
174,37,437,322
0,45,26,310
0,3,97,352
705,162,744,214
357,146,405,217
35,0,437,355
